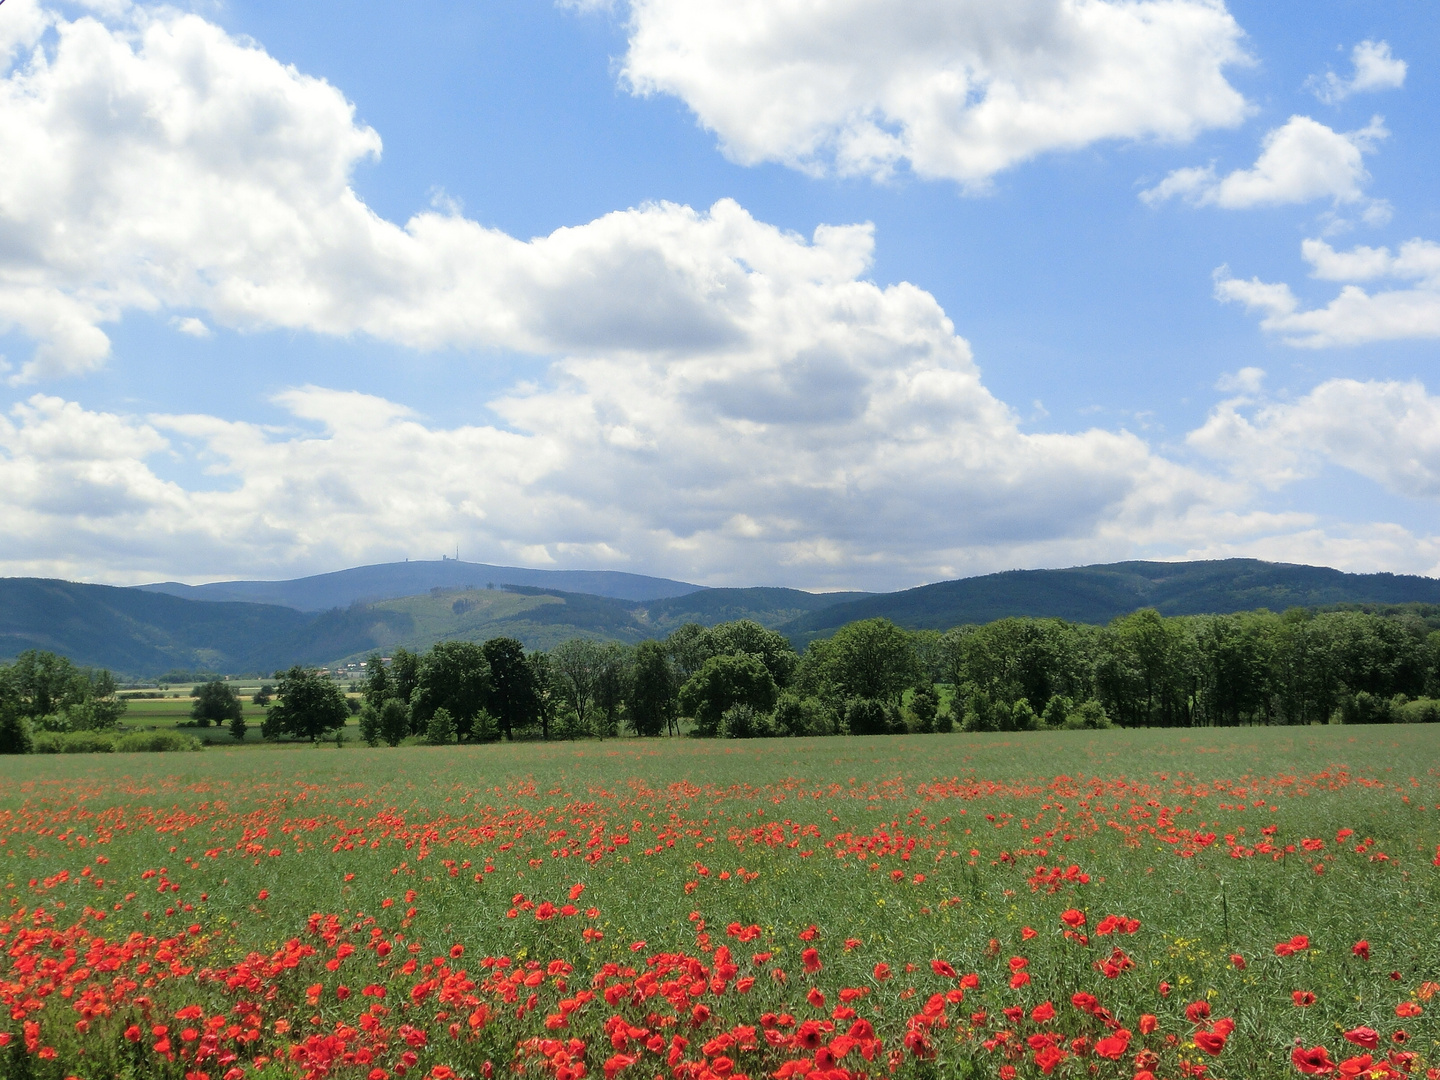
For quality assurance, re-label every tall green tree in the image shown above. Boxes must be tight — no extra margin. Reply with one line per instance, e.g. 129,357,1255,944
0,673,30,755
550,639,604,735
191,680,243,726
412,642,491,740
483,637,537,739
389,649,422,711
678,653,778,737
628,640,677,737
7,650,86,718
824,618,917,704
1193,613,1274,726
266,667,350,742
1095,609,1194,727
378,698,410,747
362,653,391,710
592,644,631,739
665,624,712,681
702,621,798,687
527,651,558,741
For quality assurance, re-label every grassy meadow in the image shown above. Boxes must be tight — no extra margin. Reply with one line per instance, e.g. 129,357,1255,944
116,687,351,745
1,725,1437,1078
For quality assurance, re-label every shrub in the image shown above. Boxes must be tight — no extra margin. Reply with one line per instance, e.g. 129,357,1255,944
960,690,997,732
378,699,409,746
471,709,500,743
1010,699,1040,731
358,705,382,747
1064,700,1112,730
844,696,899,736
114,730,204,753
1338,691,1400,725
933,702,954,733
773,693,830,737
1042,694,1073,728
230,713,248,743
34,730,116,754
0,711,32,755
960,705,992,733
1397,697,1440,724
719,703,774,739
910,685,939,733
426,707,456,745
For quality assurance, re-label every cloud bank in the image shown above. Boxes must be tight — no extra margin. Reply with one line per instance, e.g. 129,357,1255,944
1216,236,1440,347
616,0,1250,186
0,1,1436,588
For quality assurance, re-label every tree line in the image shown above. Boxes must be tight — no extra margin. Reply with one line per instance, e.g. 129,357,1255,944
0,650,128,753
261,605,1440,744
4,603,1438,751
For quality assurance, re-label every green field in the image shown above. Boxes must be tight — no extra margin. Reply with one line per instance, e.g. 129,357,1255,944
2,726,1437,1078
117,688,356,745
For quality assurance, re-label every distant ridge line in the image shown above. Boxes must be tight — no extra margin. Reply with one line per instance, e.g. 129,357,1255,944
2,557,1437,676
774,558,1440,643
136,559,705,610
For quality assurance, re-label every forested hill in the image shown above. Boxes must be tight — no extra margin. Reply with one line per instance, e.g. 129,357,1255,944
137,559,702,610
0,578,327,675
5,559,1439,676
0,578,861,676
778,559,1440,642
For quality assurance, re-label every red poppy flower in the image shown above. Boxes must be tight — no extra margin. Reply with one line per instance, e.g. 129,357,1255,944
930,959,957,978
1194,1030,1227,1055
1293,991,1317,1007
1094,1030,1131,1060
1352,940,1370,960
873,963,891,981
1033,1044,1067,1075
1060,909,1086,928
1342,1028,1379,1050
1296,1054,1336,1077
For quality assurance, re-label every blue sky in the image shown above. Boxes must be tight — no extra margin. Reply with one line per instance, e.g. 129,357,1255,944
0,0,1437,589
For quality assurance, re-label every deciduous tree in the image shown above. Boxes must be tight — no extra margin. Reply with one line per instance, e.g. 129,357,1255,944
266,667,349,742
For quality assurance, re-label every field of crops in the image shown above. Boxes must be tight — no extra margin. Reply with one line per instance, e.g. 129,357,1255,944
1,726,1437,1080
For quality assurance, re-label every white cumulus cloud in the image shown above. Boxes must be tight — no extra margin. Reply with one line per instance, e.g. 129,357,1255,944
0,4,874,379
0,378,1294,590
1215,236,1440,347
1308,40,1407,104
1190,377,1440,499
0,1,1434,587
1141,115,1385,208
614,0,1249,187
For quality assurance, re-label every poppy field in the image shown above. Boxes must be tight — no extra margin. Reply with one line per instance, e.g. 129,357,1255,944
1,726,1437,1080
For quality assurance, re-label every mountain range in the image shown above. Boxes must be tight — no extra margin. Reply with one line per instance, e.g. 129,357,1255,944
138,558,703,608
2,557,1438,677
